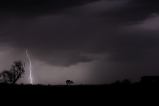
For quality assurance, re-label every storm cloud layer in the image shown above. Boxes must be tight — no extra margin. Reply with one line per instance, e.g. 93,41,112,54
0,0,159,84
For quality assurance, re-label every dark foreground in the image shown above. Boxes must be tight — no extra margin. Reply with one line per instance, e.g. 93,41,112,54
0,83,159,95
0,83,159,104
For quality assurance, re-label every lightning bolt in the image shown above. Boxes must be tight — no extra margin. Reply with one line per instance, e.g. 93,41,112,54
26,49,33,84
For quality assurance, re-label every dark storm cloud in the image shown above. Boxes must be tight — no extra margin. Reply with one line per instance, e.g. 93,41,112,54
89,25,159,83
1,0,159,68
105,30,159,60
0,0,98,16
0,0,159,20
95,0,159,24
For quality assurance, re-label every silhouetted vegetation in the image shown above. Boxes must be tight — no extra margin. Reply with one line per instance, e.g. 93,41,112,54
66,80,74,85
0,75,158,100
0,61,159,96
0,61,25,84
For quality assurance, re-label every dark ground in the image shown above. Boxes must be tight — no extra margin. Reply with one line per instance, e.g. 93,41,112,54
0,83,159,96
1,76,159,103
0,83,158,104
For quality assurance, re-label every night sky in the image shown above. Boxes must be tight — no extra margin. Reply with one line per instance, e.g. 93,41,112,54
0,0,159,84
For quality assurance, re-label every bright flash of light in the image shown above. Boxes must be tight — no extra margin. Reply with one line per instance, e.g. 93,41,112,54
26,49,33,84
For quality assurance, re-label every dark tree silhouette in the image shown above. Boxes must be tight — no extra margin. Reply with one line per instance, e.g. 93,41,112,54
66,80,74,85
0,61,25,84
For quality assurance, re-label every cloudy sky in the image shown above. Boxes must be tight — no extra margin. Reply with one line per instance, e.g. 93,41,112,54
0,0,159,84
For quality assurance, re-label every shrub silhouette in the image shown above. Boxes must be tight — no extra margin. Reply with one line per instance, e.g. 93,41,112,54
66,80,74,85
0,61,25,84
